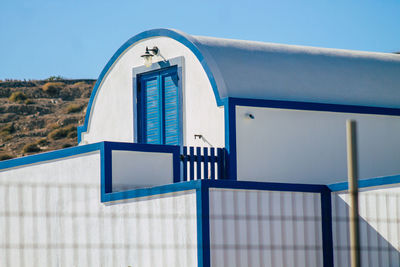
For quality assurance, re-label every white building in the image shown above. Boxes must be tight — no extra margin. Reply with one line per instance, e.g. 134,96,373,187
1,29,400,266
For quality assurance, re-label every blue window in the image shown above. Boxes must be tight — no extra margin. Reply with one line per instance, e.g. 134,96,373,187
137,66,181,145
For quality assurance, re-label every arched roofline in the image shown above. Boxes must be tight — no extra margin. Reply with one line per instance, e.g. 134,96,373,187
78,28,223,143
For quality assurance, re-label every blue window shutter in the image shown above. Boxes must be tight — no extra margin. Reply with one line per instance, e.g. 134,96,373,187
163,72,180,145
138,67,180,145
143,76,162,144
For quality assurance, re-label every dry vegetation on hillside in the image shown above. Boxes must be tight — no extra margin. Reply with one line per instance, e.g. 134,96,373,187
0,78,95,160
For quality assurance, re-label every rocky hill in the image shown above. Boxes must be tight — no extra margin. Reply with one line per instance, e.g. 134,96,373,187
0,78,95,160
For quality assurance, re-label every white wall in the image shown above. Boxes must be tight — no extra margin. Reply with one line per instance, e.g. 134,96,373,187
0,152,101,185
0,153,198,267
82,36,224,148
111,150,173,192
236,106,400,184
332,185,400,266
0,152,101,267
209,188,323,267
100,190,198,267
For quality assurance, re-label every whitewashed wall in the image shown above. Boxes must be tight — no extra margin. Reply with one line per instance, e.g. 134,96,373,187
332,185,400,267
81,36,224,148
0,152,101,267
236,106,400,184
0,152,101,185
111,150,173,192
209,188,323,267
101,191,197,267
0,153,197,267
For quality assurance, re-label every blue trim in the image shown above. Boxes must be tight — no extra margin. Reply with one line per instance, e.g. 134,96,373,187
320,187,334,267
103,180,200,202
77,125,84,144
102,179,330,205
172,146,181,183
202,179,327,193
0,142,102,170
78,29,222,144
102,141,179,153
196,188,203,267
101,179,329,202
230,97,400,116
177,65,184,147
100,142,181,202
224,98,237,180
103,142,112,195
196,183,211,267
132,76,138,143
328,173,400,191
100,143,107,202
98,143,105,201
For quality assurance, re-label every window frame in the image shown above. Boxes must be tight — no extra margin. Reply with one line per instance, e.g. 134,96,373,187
132,57,184,146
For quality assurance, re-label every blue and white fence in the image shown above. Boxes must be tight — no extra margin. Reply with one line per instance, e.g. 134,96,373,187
180,147,226,181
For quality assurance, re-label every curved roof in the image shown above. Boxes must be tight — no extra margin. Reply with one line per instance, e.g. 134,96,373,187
191,34,400,109
78,29,400,142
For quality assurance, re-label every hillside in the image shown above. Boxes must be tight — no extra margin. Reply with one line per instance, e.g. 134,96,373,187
0,79,95,160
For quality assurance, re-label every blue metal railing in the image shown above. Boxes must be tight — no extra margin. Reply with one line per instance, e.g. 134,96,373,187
180,146,226,181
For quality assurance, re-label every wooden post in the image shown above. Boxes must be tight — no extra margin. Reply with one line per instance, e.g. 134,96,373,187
346,120,361,267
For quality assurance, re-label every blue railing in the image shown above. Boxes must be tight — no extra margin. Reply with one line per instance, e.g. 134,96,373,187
180,146,226,181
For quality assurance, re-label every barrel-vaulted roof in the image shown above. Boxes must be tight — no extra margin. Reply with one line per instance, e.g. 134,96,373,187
189,32,400,109
79,29,400,142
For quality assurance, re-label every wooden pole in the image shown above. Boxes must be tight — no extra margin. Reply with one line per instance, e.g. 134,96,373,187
346,120,360,267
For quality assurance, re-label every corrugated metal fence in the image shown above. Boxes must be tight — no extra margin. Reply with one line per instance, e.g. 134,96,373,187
0,182,197,267
2,181,400,266
332,187,400,267
209,189,324,267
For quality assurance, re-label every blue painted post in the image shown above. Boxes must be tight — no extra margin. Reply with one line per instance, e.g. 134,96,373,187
203,147,209,180
217,148,223,179
183,146,188,181
196,183,211,267
196,147,202,180
210,148,215,180
189,147,195,180
221,148,226,179
321,188,334,267
103,142,112,193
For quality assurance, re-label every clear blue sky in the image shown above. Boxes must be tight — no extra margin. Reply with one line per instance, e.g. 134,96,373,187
1,0,399,80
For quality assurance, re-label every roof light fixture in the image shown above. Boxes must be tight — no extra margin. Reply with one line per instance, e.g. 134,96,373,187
141,46,159,67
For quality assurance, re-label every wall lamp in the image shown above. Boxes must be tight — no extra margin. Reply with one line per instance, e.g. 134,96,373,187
141,46,159,67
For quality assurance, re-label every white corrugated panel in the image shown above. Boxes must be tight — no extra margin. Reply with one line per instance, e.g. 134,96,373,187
332,185,400,267
209,188,323,267
0,154,197,267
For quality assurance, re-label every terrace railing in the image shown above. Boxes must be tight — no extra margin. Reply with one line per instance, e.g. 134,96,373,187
180,146,226,181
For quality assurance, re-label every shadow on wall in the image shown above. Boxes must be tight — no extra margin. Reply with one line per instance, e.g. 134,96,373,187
332,191,400,267
0,181,198,266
